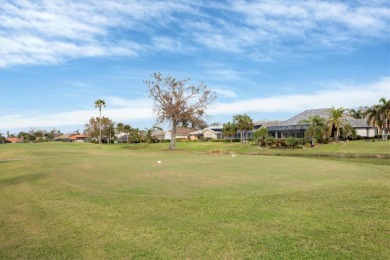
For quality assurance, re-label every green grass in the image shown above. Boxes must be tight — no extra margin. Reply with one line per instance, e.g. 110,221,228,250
0,142,389,258
116,139,390,157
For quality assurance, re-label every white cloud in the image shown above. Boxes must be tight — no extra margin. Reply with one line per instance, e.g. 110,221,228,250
0,99,154,130
210,77,390,115
0,0,192,67
105,97,151,108
200,62,243,81
1,78,388,132
1,1,388,67
199,0,390,55
152,36,183,52
211,87,237,98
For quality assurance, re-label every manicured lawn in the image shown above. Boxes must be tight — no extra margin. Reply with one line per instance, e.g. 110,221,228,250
0,142,389,258
115,139,390,157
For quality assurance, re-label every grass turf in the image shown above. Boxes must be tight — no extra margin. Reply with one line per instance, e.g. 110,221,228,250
0,142,389,258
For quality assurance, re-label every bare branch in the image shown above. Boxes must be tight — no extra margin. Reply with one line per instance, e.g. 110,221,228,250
145,73,216,149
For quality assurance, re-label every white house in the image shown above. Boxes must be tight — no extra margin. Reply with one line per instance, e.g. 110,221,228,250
164,127,196,140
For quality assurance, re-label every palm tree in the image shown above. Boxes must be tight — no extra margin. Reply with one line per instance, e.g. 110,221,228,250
130,128,140,143
123,124,131,143
222,122,238,143
364,105,382,135
116,123,124,143
253,127,268,145
365,97,390,139
342,123,357,140
104,125,115,144
378,97,390,136
94,99,106,144
326,107,346,142
348,109,363,119
144,128,155,144
300,115,327,146
233,114,254,144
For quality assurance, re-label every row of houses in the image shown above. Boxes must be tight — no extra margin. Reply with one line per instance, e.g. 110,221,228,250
163,108,376,141
5,108,376,144
5,134,91,143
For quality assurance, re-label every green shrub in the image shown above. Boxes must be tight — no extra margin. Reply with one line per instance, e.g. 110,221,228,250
285,137,299,148
265,136,275,146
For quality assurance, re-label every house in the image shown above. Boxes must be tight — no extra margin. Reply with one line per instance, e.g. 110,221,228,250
189,129,204,140
115,132,128,143
5,137,22,143
54,134,72,142
71,134,91,142
54,134,91,142
203,126,223,140
188,126,224,140
202,128,221,139
151,129,165,141
267,108,375,139
253,120,282,130
164,127,196,140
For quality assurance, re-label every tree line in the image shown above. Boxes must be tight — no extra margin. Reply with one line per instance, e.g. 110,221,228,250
1,72,387,147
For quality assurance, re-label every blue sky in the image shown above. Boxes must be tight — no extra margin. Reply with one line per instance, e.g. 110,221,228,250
0,0,389,134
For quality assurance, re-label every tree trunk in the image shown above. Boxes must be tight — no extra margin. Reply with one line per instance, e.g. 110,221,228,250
169,124,177,150
99,109,102,144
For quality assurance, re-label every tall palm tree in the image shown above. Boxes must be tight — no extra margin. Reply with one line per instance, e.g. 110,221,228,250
327,107,346,142
233,114,254,143
365,105,383,136
300,115,327,146
123,124,131,143
378,97,390,135
365,97,390,138
94,99,106,144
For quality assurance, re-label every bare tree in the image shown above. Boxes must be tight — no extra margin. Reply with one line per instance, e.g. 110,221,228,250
145,73,216,150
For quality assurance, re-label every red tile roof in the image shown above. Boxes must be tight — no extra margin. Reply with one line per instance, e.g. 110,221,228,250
6,138,22,143
71,134,90,139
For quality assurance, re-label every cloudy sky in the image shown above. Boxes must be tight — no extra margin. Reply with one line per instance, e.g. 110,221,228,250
0,0,389,134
